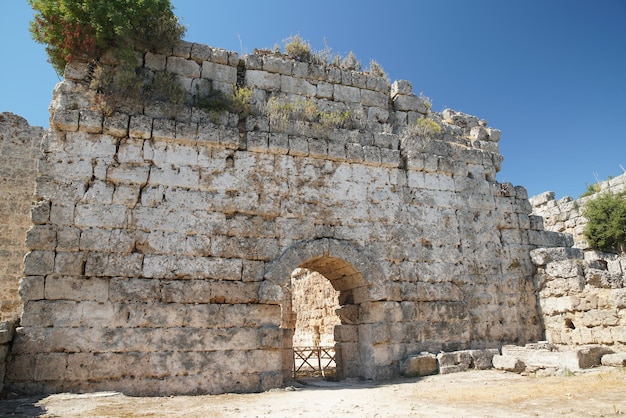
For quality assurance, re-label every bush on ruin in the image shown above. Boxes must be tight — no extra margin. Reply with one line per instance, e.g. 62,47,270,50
28,0,186,74
583,191,626,253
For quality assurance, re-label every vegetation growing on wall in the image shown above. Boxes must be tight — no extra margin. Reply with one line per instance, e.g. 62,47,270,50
28,0,185,74
403,116,442,139
583,191,626,253
280,36,385,80
266,96,353,135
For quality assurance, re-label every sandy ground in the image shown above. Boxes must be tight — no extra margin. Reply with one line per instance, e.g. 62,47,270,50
1,368,625,417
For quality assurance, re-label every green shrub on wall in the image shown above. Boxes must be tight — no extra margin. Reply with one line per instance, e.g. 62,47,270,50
29,0,185,74
583,191,626,253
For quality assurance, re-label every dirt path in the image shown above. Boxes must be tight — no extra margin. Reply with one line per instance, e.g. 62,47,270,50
2,368,625,417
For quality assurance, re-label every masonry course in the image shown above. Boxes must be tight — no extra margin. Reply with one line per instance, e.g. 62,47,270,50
0,39,600,395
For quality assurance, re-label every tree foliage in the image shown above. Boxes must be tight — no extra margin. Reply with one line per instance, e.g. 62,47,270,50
583,191,626,253
28,0,185,74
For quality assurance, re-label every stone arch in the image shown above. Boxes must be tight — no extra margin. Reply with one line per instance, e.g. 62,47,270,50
263,238,386,381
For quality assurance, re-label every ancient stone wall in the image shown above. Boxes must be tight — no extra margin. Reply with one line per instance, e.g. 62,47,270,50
0,113,45,320
6,41,567,395
530,173,626,351
531,172,626,247
531,247,626,351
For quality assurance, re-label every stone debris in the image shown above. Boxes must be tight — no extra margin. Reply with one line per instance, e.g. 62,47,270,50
601,352,626,367
495,343,614,373
401,352,438,377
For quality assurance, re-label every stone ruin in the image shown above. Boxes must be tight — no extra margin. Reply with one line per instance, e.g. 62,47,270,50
0,40,623,395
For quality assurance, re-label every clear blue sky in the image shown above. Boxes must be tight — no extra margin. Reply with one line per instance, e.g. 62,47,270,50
1,0,625,199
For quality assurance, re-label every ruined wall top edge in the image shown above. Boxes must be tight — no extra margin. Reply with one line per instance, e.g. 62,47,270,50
55,40,502,151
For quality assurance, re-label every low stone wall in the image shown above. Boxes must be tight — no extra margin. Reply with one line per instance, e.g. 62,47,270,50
531,247,626,351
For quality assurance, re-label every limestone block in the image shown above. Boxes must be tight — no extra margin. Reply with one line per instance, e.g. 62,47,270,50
149,165,199,188
546,259,584,279
358,323,391,346
368,107,389,124
23,251,55,276
74,204,127,229
18,276,44,302
539,296,578,315
586,269,622,289
129,115,153,139
51,109,79,132
334,324,358,342
79,110,103,134
152,119,176,141
85,253,143,277
143,255,242,280
25,225,56,251
63,61,90,81
361,90,388,108
610,289,626,308
259,280,284,305
469,348,500,369
291,61,309,78
247,131,269,152
393,95,429,114
166,56,201,78
308,138,327,158
612,326,626,343
280,75,316,96
363,146,381,166
437,351,472,374
492,354,525,372
316,82,334,99
601,352,626,367
109,278,160,302
361,301,402,323
345,143,364,162
540,275,586,298
529,247,583,266
160,279,211,303
43,276,108,302
391,80,412,98
210,281,260,304
401,353,438,377
245,70,281,91
34,352,68,381
54,251,85,275
244,54,263,70
30,200,51,225
169,40,191,58
334,85,361,103
207,47,229,65
80,228,135,254
106,163,150,186
201,61,237,84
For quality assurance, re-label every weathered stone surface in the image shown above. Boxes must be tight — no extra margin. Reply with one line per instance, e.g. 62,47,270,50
492,354,525,372
401,353,438,376
601,352,626,367
437,351,473,374
2,43,585,397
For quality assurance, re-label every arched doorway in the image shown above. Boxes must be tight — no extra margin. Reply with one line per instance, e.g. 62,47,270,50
263,239,383,382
